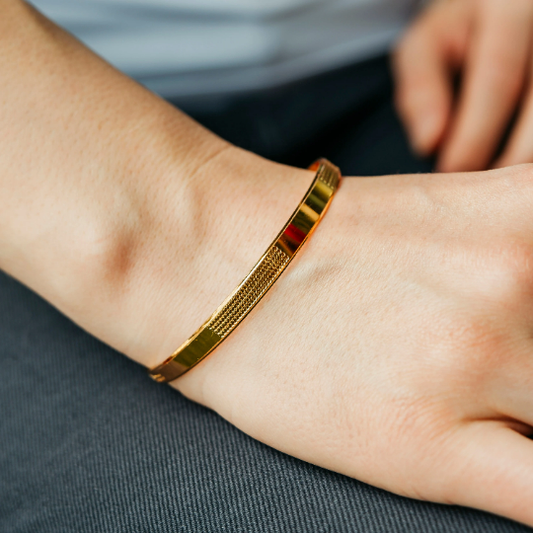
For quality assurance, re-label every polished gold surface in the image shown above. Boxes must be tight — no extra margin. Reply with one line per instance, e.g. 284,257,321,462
149,159,342,383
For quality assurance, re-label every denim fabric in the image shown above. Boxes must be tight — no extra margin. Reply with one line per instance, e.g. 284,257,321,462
1,55,531,532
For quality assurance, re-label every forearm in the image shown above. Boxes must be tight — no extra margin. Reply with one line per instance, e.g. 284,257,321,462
0,0,312,368
0,0,217,281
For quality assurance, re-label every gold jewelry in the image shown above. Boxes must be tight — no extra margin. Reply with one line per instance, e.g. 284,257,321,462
149,159,342,383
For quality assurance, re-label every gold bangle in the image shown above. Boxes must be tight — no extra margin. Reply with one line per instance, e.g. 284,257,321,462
149,158,342,383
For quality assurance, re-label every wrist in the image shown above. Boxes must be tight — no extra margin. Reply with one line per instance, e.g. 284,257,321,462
39,143,315,370
121,148,315,369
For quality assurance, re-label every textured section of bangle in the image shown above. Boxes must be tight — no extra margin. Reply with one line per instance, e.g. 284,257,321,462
149,158,341,383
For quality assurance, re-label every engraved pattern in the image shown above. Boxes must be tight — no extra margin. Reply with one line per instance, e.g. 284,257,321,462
318,164,339,190
149,159,341,383
208,246,289,338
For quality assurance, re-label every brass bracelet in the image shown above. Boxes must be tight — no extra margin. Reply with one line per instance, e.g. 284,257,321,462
149,158,342,383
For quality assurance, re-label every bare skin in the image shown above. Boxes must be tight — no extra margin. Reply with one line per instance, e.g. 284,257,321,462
395,0,533,171
2,0,533,527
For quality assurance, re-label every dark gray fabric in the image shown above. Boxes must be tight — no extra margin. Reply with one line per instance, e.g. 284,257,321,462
1,273,531,532
176,55,433,177
2,55,531,532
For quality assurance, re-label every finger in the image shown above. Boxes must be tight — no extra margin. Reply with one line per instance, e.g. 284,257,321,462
496,81,533,167
393,26,453,155
393,2,471,156
441,423,533,527
438,0,533,172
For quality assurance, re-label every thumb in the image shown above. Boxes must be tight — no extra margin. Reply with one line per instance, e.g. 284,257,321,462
440,422,533,527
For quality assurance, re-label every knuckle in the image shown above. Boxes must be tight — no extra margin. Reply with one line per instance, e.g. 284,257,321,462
427,313,507,385
423,249,533,386
439,315,498,356
471,233,533,307
492,241,533,297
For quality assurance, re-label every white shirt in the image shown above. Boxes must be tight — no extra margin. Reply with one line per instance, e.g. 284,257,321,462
31,0,424,98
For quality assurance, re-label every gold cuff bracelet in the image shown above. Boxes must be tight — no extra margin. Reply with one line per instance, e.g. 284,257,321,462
149,158,342,383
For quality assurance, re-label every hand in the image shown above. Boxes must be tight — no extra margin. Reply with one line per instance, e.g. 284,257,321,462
173,164,533,527
4,1,533,528
394,0,533,172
